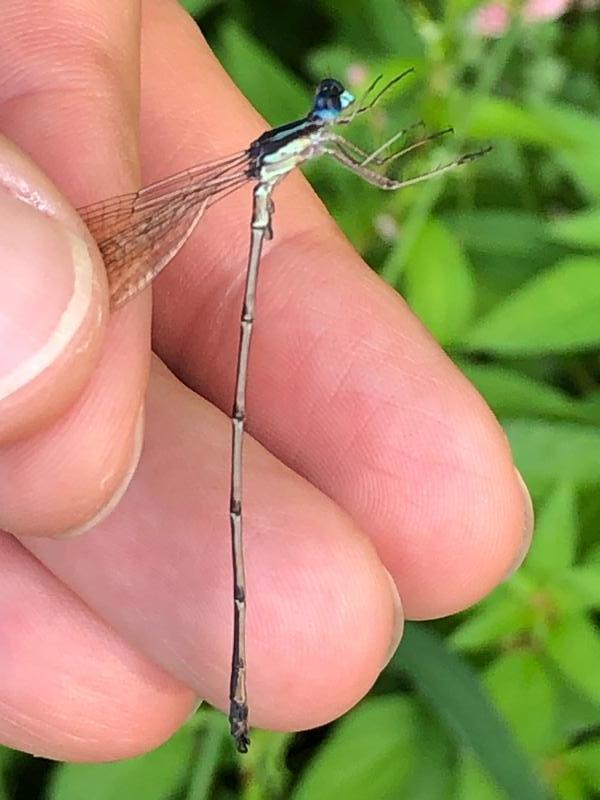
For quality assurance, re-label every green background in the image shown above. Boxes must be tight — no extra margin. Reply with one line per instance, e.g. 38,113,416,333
3,0,600,798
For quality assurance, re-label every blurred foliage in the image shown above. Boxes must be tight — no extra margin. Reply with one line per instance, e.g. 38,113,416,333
4,0,600,798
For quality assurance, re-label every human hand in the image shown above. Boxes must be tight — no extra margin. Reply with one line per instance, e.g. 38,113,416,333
0,0,533,760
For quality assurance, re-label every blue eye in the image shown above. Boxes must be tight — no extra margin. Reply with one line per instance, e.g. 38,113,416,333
339,90,355,110
311,78,355,121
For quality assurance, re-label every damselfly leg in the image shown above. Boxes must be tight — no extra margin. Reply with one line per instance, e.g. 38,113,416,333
338,68,416,125
325,123,490,191
328,124,453,171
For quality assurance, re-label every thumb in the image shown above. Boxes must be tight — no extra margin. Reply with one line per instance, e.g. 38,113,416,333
0,136,108,444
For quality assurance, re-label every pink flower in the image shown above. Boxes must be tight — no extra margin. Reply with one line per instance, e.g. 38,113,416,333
523,0,571,21
473,0,574,37
346,64,369,88
472,1,510,37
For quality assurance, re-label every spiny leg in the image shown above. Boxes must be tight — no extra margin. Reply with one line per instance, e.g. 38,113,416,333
338,73,384,127
229,181,273,753
326,140,491,191
326,126,454,176
338,68,415,125
361,126,455,168
326,120,426,167
359,68,415,115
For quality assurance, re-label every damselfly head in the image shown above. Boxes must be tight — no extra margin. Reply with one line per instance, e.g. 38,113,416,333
311,78,355,123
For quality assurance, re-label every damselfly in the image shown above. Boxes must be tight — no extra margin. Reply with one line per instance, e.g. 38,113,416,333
78,71,489,753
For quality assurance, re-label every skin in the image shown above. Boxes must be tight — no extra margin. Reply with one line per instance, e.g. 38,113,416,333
0,0,532,762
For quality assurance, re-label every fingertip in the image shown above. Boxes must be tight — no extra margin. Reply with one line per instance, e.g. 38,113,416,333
3,395,146,539
58,404,146,539
0,534,196,762
381,567,404,667
391,374,532,620
502,467,534,579
0,180,108,444
245,509,405,733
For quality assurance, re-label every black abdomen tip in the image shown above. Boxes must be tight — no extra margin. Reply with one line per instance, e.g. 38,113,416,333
230,699,250,754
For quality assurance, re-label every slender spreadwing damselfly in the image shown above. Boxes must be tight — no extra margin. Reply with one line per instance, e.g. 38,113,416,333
77,71,489,753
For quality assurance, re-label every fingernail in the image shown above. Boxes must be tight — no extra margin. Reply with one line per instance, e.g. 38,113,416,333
382,567,404,668
0,190,94,401
58,406,146,538
504,468,535,579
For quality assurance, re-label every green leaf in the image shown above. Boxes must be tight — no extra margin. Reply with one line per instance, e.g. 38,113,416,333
48,727,195,800
467,97,568,149
468,97,600,154
445,209,570,308
549,673,600,758
400,711,453,800
395,218,476,343
292,696,416,800
451,592,533,651
462,257,600,355
390,624,550,800
454,754,506,800
178,0,215,15
525,483,577,578
545,614,600,707
186,715,226,800
527,103,600,198
306,46,362,88
553,770,588,800
564,741,600,790
526,102,600,150
214,21,308,125
506,420,600,492
564,564,600,610
578,391,600,425
0,747,14,800
484,651,556,756
315,0,423,58
550,207,600,250
240,729,292,800
456,362,594,422
448,209,562,260
559,148,600,202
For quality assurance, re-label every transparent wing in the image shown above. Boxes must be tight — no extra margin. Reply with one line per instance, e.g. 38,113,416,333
78,150,252,308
